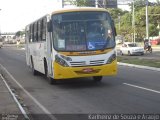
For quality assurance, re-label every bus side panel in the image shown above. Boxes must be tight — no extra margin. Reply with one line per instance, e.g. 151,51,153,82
29,43,45,74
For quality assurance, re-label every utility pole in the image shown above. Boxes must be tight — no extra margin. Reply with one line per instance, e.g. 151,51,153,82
103,0,106,8
118,13,121,31
132,0,135,43
146,0,149,41
62,0,64,8
95,0,98,8
157,22,160,36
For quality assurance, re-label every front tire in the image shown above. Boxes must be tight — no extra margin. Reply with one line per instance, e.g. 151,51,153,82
44,60,57,85
93,76,103,82
149,48,152,53
48,77,57,85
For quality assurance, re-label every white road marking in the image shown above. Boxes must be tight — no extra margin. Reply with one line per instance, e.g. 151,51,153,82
0,64,57,120
123,83,160,94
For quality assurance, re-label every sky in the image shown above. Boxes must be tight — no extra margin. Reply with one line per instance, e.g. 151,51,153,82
0,0,156,33
0,0,62,32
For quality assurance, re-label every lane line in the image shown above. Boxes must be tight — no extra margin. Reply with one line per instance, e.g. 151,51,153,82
123,83,160,94
0,64,57,120
0,74,30,120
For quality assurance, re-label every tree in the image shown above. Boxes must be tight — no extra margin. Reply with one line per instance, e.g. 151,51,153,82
107,8,128,20
129,0,156,11
65,0,91,7
15,30,25,37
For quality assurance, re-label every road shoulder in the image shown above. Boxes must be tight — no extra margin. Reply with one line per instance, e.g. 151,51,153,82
118,62,160,72
0,75,21,114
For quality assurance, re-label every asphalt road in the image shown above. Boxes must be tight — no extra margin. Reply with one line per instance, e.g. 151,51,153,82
0,46,160,120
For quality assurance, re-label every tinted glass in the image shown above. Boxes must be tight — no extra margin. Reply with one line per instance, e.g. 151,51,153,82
128,43,137,47
52,11,115,52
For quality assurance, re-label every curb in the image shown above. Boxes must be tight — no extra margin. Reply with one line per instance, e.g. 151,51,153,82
118,62,160,72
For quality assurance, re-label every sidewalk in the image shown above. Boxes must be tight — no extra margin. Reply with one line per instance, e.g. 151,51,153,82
0,74,21,114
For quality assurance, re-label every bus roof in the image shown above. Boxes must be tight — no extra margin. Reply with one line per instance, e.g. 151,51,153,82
25,7,109,28
51,7,109,15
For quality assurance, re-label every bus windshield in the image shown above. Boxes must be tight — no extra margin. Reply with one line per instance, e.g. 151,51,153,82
52,11,115,52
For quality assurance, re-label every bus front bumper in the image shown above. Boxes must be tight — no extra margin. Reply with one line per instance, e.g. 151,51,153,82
53,61,117,80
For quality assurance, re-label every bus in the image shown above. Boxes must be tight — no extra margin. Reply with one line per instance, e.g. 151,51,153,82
25,7,117,84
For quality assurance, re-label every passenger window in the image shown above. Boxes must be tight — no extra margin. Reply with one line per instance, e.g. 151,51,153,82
42,18,47,41
38,21,41,41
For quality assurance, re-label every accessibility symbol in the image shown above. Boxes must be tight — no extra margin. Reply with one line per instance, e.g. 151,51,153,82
88,42,95,50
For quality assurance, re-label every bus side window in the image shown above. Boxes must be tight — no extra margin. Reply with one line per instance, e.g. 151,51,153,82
42,18,47,41
29,25,32,42
36,22,38,42
33,22,38,42
38,20,41,41
32,24,34,42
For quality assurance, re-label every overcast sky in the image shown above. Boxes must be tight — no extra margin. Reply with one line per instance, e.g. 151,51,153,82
0,0,157,33
0,0,62,32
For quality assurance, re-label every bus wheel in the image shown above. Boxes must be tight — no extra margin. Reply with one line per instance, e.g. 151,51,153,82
48,77,57,85
44,60,48,77
31,57,38,75
44,60,57,85
93,76,103,82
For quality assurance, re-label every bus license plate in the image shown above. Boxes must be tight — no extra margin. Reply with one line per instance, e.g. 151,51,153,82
83,68,93,73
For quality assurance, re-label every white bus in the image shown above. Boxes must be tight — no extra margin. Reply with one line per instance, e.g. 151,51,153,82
25,7,117,84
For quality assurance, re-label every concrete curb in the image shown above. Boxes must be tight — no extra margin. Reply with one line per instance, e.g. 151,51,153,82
118,62,160,72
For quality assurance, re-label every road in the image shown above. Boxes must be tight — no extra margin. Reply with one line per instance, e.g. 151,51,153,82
0,46,160,120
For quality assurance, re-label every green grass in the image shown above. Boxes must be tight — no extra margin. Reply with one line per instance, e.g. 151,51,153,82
117,56,160,68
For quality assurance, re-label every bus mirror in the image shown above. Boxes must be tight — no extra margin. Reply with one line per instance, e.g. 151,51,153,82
47,21,52,32
111,19,117,36
114,27,117,36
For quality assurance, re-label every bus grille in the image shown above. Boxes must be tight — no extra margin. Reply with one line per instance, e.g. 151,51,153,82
90,60,105,65
70,61,86,67
69,60,105,67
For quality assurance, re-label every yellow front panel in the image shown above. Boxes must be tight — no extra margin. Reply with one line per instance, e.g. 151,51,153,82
53,60,117,80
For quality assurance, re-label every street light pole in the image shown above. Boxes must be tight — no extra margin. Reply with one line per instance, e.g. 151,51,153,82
146,0,149,41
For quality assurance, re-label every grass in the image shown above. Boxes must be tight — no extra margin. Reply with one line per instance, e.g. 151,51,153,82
117,56,160,68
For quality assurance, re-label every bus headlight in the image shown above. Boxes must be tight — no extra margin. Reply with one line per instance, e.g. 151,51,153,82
60,55,72,61
55,55,69,67
106,53,116,64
